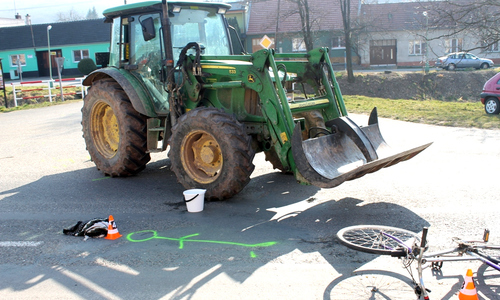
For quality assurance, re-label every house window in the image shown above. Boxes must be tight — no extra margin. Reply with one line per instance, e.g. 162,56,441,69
484,41,499,52
292,38,306,52
445,38,463,53
10,54,26,67
409,40,426,55
73,50,89,62
332,36,344,48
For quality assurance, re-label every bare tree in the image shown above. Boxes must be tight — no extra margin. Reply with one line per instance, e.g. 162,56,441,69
339,0,355,83
86,6,99,20
276,0,324,52
289,0,314,51
248,0,362,79
56,8,84,22
420,0,500,52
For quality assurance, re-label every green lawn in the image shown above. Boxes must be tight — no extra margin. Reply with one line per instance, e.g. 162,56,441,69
344,95,500,129
1,87,499,130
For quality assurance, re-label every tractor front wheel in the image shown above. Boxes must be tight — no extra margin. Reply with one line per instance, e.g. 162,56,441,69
169,108,255,200
82,79,150,177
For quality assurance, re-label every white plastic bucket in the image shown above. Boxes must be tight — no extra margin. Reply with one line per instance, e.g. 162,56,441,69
183,189,206,213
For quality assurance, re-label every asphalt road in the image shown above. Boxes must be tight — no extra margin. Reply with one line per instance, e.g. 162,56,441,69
0,101,499,300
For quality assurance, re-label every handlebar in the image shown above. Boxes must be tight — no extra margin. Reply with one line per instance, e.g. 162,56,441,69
420,227,428,248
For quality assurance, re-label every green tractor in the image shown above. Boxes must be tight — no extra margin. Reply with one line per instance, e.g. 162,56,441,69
82,0,431,200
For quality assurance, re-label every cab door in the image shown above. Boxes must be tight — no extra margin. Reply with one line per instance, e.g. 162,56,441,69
128,13,169,114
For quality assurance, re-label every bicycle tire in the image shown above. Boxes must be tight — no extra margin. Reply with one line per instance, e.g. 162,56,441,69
475,263,500,298
324,269,416,300
337,225,420,255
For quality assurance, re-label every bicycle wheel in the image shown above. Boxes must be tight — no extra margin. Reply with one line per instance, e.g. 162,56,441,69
337,225,420,255
325,270,416,300
476,263,500,298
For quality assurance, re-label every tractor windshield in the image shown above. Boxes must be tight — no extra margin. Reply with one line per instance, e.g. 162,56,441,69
104,4,231,114
170,6,231,60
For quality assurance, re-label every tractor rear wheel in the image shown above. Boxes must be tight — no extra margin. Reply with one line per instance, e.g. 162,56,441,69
82,79,150,177
169,108,255,200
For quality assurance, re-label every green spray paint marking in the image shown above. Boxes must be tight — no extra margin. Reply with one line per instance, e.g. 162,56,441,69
127,230,276,258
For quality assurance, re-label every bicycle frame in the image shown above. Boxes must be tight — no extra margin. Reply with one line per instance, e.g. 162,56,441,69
382,227,500,300
422,246,500,271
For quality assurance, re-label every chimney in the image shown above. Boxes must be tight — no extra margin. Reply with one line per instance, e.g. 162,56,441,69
26,14,31,25
15,13,22,20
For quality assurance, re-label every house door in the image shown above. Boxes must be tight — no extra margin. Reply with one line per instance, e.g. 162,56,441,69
370,39,396,65
36,49,62,77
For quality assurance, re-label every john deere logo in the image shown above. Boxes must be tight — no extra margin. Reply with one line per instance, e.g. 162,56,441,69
248,74,255,83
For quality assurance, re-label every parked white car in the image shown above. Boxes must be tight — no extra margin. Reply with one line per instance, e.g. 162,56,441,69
435,52,493,70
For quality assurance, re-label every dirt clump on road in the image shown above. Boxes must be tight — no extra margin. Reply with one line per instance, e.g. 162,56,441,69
336,69,498,101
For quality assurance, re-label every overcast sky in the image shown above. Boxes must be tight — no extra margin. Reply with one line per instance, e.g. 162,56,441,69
0,0,145,24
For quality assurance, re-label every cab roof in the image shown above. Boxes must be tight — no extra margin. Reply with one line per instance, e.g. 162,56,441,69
103,1,231,19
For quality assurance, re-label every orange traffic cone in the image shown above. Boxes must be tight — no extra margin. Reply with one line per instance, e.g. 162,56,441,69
458,269,479,300
105,215,122,240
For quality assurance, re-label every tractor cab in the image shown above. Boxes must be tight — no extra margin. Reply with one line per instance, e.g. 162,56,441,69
102,1,232,114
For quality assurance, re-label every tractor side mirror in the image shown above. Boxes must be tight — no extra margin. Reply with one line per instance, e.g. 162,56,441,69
141,17,156,41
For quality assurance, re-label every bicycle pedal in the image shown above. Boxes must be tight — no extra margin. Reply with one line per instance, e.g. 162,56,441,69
431,261,443,270
483,229,490,242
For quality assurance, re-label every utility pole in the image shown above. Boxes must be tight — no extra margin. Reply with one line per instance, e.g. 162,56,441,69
423,11,429,73
47,25,53,80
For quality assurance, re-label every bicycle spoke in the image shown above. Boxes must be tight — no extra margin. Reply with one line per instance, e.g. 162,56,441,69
327,270,416,300
337,225,419,255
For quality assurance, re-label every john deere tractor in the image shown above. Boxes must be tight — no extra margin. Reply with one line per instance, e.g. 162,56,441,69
82,0,431,200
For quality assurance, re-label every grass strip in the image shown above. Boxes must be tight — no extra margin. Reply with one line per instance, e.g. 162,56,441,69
344,95,500,129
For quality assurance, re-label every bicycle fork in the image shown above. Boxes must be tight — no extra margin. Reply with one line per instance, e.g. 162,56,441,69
416,227,431,300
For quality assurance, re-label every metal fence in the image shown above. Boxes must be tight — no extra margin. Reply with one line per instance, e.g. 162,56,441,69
10,78,87,107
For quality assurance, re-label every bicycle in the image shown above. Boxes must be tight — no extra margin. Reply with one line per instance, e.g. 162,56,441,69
336,225,500,300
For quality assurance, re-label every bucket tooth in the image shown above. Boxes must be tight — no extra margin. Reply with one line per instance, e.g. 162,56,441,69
291,109,432,188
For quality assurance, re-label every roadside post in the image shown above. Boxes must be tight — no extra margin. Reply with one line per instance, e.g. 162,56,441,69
55,57,65,101
16,55,23,82
0,58,7,108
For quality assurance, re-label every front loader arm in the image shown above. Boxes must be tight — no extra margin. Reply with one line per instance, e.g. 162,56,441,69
253,48,431,188
177,47,431,188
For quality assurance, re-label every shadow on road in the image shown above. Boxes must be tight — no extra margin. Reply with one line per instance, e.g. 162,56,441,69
0,158,433,299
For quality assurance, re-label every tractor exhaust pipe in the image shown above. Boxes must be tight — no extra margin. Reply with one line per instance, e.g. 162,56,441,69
291,108,432,188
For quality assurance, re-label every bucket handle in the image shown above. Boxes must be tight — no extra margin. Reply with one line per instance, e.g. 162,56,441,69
184,194,199,203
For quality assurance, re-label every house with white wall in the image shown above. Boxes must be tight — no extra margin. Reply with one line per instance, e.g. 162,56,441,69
244,0,500,68
358,1,500,67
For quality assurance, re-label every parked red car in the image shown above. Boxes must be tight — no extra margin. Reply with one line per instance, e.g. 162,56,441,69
480,72,500,114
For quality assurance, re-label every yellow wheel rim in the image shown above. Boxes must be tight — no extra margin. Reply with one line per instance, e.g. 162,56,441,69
181,130,222,184
91,101,119,159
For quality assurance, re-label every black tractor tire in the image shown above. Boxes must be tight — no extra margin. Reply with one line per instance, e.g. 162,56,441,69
264,149,292,174
169,108,255,200
82,79,150,177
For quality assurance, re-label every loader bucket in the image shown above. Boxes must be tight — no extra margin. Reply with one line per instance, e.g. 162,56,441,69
291,108,432,188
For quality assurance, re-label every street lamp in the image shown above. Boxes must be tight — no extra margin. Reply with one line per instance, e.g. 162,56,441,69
423,11,429,73
47,25,52,80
